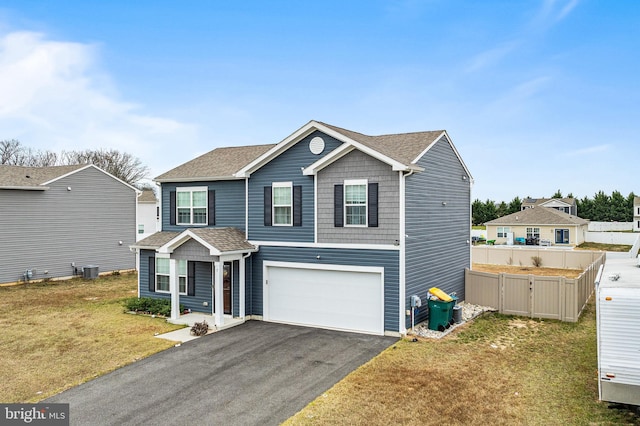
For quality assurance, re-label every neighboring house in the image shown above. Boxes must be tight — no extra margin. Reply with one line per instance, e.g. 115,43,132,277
131,120,473,336
137,189,159,241
634,196,640,232
485,207,589,246
0,164,139,284
521,197,577,216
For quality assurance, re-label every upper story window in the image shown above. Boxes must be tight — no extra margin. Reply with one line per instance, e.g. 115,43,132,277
272,182,292,226
334,180,378,228
138,224,144,234
263,183,301,227
177,187,207,225
344,179,367,226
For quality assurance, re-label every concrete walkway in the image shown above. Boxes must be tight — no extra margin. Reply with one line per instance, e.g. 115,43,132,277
156,313,245,343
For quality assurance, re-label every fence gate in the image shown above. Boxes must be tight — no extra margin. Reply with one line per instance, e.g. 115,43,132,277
501,275,531,316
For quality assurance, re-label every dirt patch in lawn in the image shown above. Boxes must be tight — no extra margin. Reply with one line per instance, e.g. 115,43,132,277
472,263,583,278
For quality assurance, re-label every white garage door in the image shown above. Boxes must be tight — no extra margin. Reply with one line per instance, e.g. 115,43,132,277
264,262,384,335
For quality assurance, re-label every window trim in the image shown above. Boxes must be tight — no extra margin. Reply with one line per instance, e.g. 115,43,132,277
272,182,293,226
176,186,208,226
526,227,540,238
497,226,510,238
344,179,368,227
155,257,170,294
178,259,187,295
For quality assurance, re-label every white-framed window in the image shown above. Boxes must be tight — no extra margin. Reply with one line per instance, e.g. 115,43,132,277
272,182,292,226
138,224,144,234
156,258,170,293
178,259,187,295
177,187,207,225
497,227,510,238
526,227,540,238
345,179,367,226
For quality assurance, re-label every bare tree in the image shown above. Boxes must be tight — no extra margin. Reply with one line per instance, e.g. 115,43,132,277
61,149,149,185
1,140,149,185
0,139,23,164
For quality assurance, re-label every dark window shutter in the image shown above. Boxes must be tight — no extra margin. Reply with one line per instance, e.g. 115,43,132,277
148,256,155,293
334,184,344,227
293,185,302,227
208,190,216,226
368,182,379,227
187,261,196,296
264,186,272,226
169,191,176,225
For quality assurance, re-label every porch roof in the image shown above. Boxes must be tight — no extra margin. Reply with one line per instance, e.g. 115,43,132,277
131,228,256,254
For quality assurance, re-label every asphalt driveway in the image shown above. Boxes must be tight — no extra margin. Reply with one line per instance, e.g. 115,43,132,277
46,321,397,425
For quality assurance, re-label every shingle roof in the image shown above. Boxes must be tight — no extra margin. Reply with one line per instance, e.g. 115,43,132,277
138,189,157,203
486,207,588,226
189,228,256,252
133,231,181,249
318,121,444,165
155,144,276,181
132,228,255,253
0,164,87,189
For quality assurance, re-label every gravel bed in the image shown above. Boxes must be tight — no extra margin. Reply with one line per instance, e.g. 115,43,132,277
408,301,496,339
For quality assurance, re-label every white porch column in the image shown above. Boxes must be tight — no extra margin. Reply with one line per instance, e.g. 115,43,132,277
213,260,224,327
169,258,179,320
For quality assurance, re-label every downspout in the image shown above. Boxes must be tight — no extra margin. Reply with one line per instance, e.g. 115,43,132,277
399,168,415,336
240,250,253,320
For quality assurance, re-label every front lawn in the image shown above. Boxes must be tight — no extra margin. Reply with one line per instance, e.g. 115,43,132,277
0,273,183,402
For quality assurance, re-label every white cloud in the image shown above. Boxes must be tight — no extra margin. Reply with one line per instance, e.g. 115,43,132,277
534,0,580,27
565,144,610,156
465,41,520,73
0,30,197,178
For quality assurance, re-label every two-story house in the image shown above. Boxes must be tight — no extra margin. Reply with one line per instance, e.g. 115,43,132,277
0,164,138,284
521,197,577,216
131,120,472,336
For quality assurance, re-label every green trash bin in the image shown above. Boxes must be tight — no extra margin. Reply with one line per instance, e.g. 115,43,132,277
427,296,457,331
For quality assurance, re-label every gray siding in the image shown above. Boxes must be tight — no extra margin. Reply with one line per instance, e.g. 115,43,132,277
247,131,343,242
139,250,214,315
161,180,245,232
173,239,214,262
405,136,471,326
317,149,399,244
247,246,400,332
0,167,136,284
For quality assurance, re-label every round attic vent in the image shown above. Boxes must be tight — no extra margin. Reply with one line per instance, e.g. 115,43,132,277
309,136,325,155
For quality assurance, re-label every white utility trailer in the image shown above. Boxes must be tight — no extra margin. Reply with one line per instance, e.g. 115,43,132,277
597,263,640,407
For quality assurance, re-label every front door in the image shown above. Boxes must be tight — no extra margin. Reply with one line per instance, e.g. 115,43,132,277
223,262,232,315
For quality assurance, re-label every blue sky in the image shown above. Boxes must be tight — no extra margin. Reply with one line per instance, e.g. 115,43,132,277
0,1,637,202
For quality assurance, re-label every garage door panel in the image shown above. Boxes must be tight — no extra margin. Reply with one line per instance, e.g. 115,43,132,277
265,265,383,335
